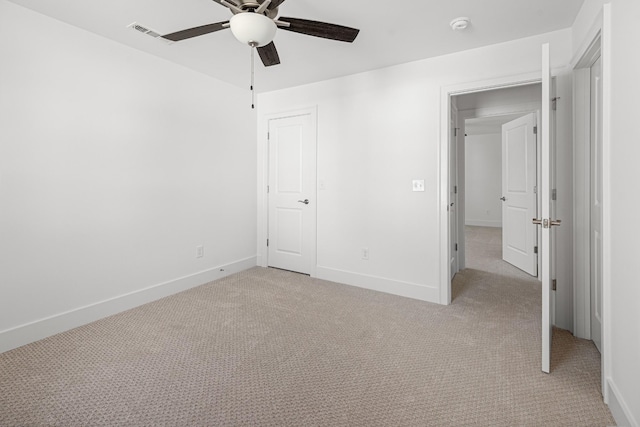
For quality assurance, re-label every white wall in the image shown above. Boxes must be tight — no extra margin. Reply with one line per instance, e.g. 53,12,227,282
0,1,257,352
605,1,640,425
464,133,502,227
257,29,572,303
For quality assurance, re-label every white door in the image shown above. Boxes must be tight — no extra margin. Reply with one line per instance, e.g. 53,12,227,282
590,55,603,353
267,112,317,274
501,113,538,276
538,43,557,374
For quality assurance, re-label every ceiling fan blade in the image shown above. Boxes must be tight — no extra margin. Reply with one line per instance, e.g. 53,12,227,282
278,17,359,42
212,0,240,8
162,21,229,42
257,42,281,67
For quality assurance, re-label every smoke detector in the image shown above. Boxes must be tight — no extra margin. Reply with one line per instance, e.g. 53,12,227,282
450,17,470,31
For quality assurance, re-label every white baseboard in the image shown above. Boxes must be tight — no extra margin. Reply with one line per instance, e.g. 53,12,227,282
465,219,502,228
0,257,257,354
315,266,440,304
606,378,638,427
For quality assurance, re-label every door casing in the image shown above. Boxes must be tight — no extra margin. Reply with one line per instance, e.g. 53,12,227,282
440,73,543,305
572,22,609,399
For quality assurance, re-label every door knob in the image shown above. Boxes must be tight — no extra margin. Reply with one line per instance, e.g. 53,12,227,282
532,218,562,228
500,196,506,201
298,199,310,205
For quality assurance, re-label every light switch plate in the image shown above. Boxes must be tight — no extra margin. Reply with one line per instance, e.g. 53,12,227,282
412,180,425,192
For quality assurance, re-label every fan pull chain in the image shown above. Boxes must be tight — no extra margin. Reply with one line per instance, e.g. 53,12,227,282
250,43,257,109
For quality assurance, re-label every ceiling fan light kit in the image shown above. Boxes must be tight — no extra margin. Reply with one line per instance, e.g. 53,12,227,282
229,11,277,47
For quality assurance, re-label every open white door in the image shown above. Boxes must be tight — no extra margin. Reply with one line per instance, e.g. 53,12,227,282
267,112,317,275
501,113,538,276
590,55,603,353
535,43,559,374
450,105,459,278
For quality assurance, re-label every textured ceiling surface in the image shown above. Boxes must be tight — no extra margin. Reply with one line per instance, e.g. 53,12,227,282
8,0,584,92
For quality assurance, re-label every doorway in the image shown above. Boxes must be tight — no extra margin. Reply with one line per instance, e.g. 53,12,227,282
264,107,318,276
452,84,542,283
441,55,560,374
573,34,603,355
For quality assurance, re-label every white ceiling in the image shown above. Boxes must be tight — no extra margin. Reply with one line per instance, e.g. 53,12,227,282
458,83,542,135
8,0,584,92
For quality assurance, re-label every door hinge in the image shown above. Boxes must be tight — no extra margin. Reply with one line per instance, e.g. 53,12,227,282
266,239,269,247
454,186,458,194
267,131,270,140
552,189,557,201
534,185,537,194
533,126,538,135
534,246,538,254
552,279,557,291
552,97,561,111
267,185,270,193
455,243,458,251
454,128,459,137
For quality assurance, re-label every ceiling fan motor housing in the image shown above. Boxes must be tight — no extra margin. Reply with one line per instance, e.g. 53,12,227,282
233,0,279,18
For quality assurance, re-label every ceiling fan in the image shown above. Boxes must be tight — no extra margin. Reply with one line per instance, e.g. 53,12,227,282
162,0,360,67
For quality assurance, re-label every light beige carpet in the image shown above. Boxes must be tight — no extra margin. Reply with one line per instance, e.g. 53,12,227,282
0,227,615,426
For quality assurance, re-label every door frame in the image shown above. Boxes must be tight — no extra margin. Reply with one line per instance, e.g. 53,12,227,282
572,35,601,341
571,5,612,400
257,106,318,276
440,72,542,305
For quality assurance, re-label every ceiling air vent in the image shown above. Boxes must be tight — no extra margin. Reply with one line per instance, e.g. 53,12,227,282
127,22,172,44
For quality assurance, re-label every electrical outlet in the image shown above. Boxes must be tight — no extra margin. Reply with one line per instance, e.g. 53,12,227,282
361,247,369,260
412,180,425,192
196,245,204,258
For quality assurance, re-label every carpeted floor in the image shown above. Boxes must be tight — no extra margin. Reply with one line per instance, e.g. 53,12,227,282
0,226,615,426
